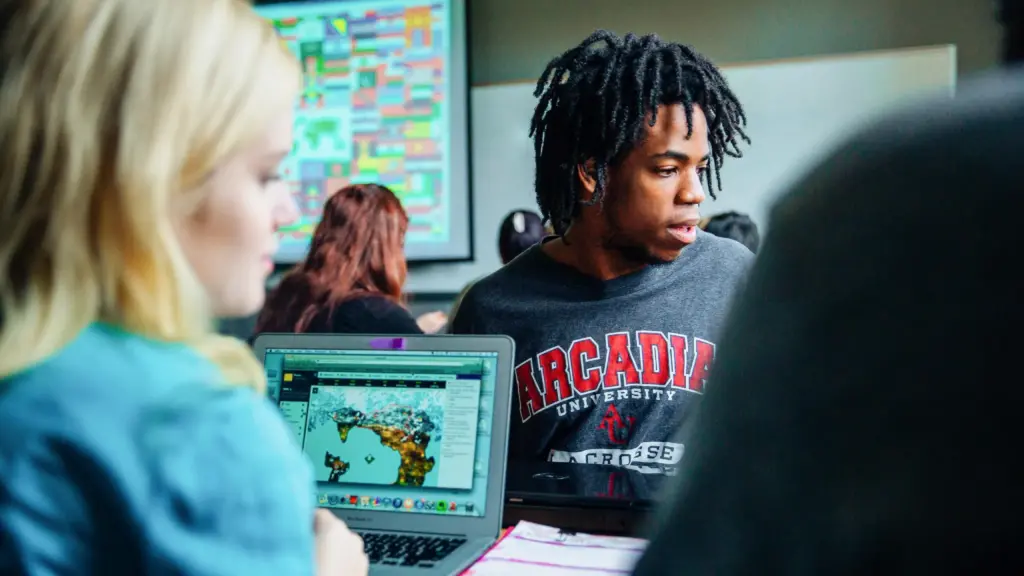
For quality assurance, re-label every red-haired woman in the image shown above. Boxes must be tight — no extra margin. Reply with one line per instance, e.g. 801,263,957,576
255,184,446,335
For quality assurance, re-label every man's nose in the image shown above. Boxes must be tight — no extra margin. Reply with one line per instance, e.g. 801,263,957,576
676,169,707,205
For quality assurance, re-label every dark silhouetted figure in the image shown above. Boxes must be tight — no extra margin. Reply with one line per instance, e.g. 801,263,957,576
634,3,1024,574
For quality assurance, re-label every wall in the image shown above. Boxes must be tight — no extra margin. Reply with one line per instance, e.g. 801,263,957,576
231,0,1002,336
468,0,999,86
416,0,999,294
403,45,956,293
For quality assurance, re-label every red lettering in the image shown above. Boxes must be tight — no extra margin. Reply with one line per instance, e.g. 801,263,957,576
514,360,544,421
637,332,670,385
688,339,716,393
569,338,601,394
537,347,572,404
603,332,640,388
670,334,688,388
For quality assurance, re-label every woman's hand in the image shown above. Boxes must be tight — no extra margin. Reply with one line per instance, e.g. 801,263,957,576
416,311,448,334
314,509,368,576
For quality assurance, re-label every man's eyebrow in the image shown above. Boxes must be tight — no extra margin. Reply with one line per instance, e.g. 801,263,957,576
649,150,710,164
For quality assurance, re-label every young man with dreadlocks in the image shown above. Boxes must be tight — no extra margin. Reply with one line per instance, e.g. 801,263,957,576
450,30,753,475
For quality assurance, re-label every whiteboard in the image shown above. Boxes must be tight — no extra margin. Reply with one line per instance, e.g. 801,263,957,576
406,45,956,293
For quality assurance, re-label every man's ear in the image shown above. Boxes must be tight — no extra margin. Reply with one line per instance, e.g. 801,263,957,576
575,159,598,202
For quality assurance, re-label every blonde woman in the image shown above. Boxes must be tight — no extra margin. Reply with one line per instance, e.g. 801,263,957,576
0,1,366,574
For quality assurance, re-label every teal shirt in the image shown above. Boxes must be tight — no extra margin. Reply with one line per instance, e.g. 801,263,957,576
0,324,315,575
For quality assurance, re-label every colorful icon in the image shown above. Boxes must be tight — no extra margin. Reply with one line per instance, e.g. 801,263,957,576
360,496,370,506
449,501,457,512
414,499,424,510
328,495,339,506
403,498,414,509
425,501,435,510
318,494,328,505
436,501,446,512
373,497,381,507
348,495,358,505
392,498,402,509
381,497,392,506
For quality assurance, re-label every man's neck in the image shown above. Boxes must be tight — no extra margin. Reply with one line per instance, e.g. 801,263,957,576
541,226,648,281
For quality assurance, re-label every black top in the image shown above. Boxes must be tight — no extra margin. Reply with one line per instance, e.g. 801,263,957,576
305,295,422,335
634,70,1024,574
505,461,665,509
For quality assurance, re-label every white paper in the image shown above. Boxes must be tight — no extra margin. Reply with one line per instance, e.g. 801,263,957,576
463,521,648,575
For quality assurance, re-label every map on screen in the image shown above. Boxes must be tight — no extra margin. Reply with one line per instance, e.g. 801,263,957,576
258,1,453,263
265,348,495,517
305,385,445,487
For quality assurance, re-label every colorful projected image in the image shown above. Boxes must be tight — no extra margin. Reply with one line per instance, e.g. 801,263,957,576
261,1,451,262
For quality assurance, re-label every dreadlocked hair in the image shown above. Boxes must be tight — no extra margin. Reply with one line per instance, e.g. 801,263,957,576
529,30,750,235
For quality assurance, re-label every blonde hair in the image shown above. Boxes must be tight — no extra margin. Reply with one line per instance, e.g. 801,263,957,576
0,0,300,389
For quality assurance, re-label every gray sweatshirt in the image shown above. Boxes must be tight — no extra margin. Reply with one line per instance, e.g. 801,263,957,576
450,230,752,475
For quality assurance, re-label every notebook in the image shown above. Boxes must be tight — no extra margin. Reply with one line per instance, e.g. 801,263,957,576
463,521,647,575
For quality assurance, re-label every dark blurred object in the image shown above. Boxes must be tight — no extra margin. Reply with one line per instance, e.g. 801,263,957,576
699,211,760,253
498,210,546,264
503,461,664,536
998,0,1024,63
634,69,1024,576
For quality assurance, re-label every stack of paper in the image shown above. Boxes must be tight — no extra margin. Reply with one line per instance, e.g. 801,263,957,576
463,521,648,575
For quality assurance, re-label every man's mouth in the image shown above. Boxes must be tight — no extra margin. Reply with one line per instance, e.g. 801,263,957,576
667,224,698,244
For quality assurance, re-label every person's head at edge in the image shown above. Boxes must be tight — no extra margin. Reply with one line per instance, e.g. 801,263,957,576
498,210,546,264
699,211,760,254
0,0,299,387
530,30,750,277
632,6,1024,575
256,184,410,333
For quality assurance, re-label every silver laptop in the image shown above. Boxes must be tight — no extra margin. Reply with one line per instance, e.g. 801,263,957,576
254,333,514,575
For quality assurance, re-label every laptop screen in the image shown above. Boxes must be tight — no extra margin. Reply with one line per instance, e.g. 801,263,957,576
264,348,498,518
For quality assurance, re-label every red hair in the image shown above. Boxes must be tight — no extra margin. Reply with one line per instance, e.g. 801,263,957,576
256,184,409,333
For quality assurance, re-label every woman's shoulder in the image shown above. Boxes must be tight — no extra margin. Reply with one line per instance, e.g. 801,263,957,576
0,324,315,573
0,320,314,485
2,323,221,414
329,294,421,334
0,324,309,483
333,293,405,314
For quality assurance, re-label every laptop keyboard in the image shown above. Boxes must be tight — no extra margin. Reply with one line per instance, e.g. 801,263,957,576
358,532,466,568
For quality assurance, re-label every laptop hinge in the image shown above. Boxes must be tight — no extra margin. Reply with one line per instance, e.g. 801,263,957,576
355,527,468,538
